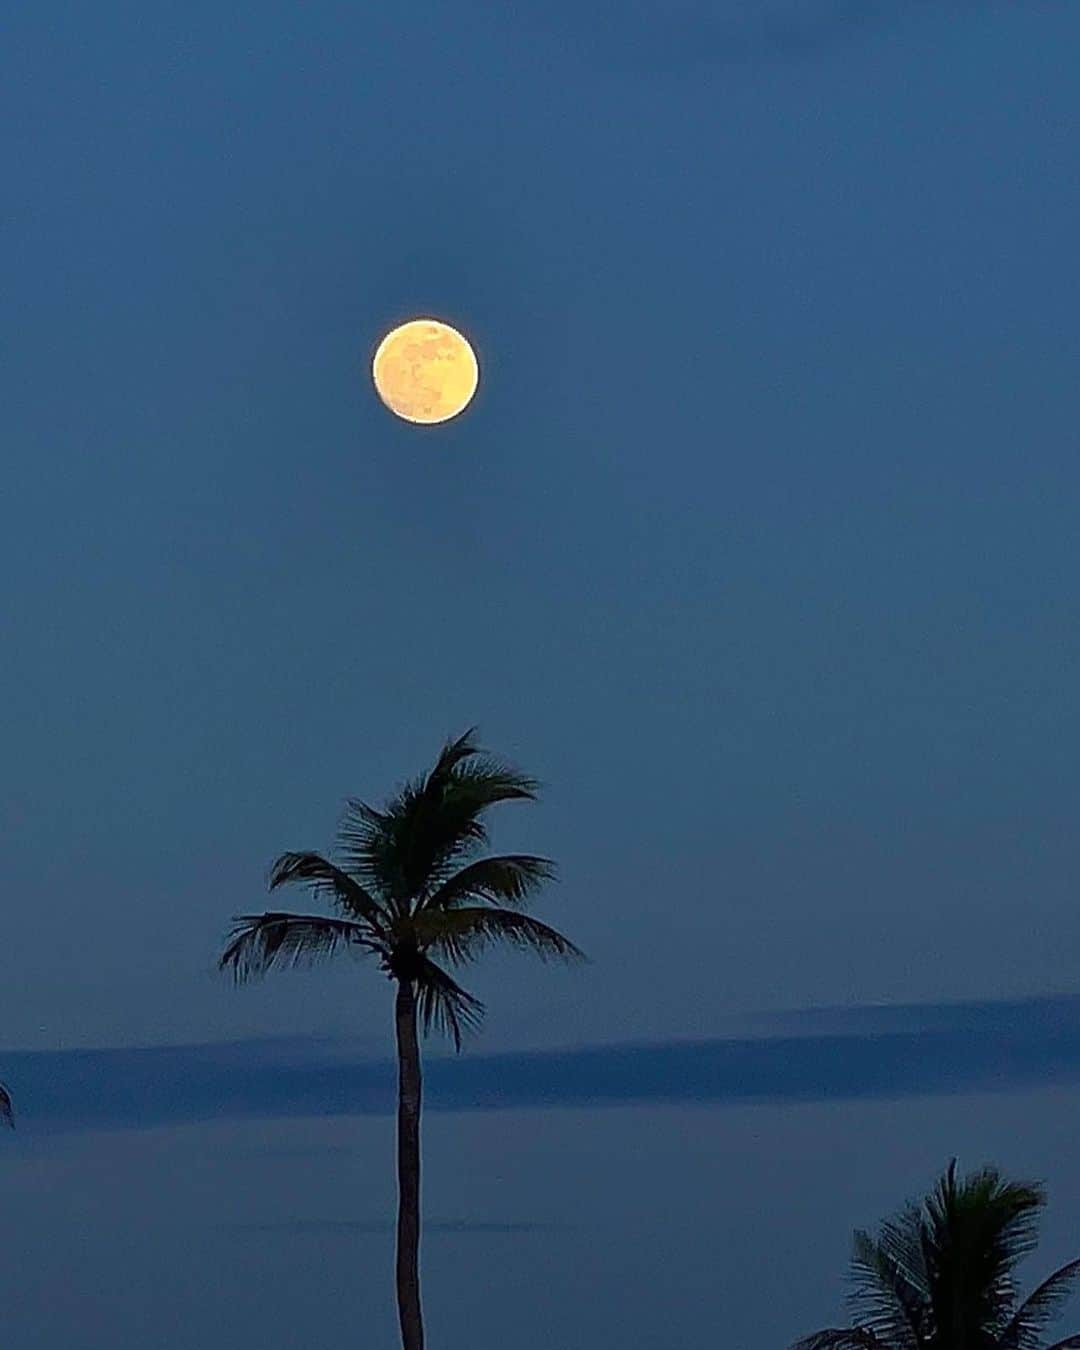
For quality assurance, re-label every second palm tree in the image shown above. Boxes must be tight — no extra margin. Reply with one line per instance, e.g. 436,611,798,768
793,1158,1080,1349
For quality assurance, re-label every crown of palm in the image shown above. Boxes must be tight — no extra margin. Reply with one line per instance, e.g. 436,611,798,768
795,1162,1080,1350
220,730,584,1047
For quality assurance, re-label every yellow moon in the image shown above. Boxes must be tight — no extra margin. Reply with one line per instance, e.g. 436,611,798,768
372,318,479,424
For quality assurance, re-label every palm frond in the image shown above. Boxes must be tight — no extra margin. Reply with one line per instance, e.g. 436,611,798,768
791,1331,882,1349
336,731,541,906
799,1164,1080,1350
423,854,556,912
423,728,539,805
875,1206,930,1301
219,912,380,983
1000,1260,1080,1350
0,1083,13,1129
929,1161,1043,1274
440,756,539,809
924,1161,1043,1343
413,906,586,967
849,1229,924,1349
334,796,401,896
412,954,484,1051
268,850,387,929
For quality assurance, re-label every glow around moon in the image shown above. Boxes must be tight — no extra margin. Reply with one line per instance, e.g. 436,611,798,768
371,318,479,425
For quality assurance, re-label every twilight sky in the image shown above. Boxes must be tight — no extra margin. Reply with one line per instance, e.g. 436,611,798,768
4,3,1080,1347
4,0,1078,1055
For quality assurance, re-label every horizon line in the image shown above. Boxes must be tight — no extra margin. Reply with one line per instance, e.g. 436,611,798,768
4,989,1078,1061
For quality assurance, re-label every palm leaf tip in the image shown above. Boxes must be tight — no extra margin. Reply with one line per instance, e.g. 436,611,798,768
218,912,377,983
431,727,483,776
1002,1258,1080,1347
0,1084,13,1130
414,954,485,1052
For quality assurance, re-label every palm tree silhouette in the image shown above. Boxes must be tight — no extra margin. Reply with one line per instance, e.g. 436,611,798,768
219,729,583,1350
0,1083,12,1128
794,1159,1080,1349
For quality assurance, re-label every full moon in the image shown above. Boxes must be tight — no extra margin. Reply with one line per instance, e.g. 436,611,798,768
371,318,479,425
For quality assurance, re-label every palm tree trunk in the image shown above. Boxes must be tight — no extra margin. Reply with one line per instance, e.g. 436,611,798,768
394,978,425,1350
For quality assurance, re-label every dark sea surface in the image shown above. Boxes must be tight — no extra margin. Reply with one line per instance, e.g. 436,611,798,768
3,998,1080,1348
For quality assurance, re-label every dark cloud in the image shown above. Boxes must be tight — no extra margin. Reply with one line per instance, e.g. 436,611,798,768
4,995,1080,1135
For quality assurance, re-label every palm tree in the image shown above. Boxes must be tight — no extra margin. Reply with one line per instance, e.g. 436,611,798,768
794,1159,1080,1349
0,1083,12,1128
219,729,584,1350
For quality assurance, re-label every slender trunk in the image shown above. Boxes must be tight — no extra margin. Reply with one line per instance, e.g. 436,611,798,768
394,978,425,1350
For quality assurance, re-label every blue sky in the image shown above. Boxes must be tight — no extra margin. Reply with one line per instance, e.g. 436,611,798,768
3,2,1080,1345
